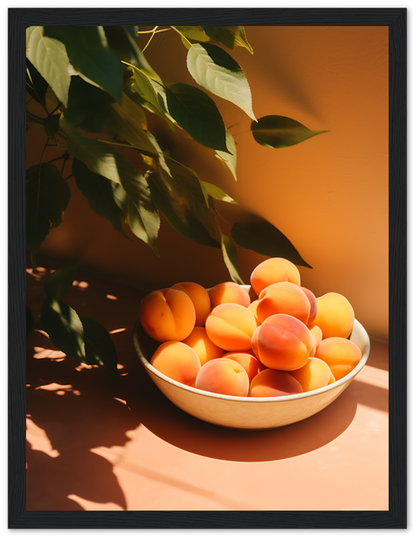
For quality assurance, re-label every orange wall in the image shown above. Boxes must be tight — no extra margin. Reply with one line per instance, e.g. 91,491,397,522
28,26,389,340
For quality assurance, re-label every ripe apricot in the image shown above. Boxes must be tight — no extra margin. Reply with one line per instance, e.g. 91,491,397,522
222,351,263,383
251,313,314,371
171,281,211,326
315,337,362,381
150,341,201,386
139,288,196,342
208,281,250,308
309,325,323,348
195,358,249,396
249,368,303,397
314,292,355,339
250,257,301,296
290,357,332,392
248,299,260,323
256,281,310,325
182,326,224,366
205,303,257,351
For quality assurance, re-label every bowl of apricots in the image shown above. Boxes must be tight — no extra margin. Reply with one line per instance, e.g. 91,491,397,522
133,257,370,430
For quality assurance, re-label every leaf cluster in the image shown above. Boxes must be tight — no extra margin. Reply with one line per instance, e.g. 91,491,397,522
26,24,326,368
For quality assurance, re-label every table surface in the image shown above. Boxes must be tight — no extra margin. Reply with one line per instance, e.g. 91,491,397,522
26,261,389,512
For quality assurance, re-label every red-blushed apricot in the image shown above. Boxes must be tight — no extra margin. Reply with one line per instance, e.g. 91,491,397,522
208,281,250,308
301,286,318,327
251,313,314,371
249,368,303,397
150,341,200,386
222,351,263,383
205,303,257,351
195,358,249,396
256,281,310,325
314,292,355,339
315,337,362,381
250,257,301,296
139,288,196,342
289,357,332,392
171,281,211,326
182,326,224,366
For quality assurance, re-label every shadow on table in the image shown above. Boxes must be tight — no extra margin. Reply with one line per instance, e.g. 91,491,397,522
124,354,388,463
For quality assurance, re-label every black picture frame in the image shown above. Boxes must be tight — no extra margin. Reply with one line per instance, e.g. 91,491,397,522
9,7,407,529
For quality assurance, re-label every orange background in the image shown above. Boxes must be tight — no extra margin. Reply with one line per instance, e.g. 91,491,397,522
27,26,389,340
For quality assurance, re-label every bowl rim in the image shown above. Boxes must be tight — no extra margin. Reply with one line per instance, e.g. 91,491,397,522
132,318,371,404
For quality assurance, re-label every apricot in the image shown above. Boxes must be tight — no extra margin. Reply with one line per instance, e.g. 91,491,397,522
314,292,355,339
256,281,310,325
249,368,303,397
205,303,257,351
195,358,249,396
315,337,362,381
222,351,263,383
309,325,322,357
250,257,301,296
301,286,318,327
171,281,211,326
251,313,314,371
139,288,196,342
150,341,201,386
208,281,250,308
248,299,260,323
290,357,332,392
182,326,224,366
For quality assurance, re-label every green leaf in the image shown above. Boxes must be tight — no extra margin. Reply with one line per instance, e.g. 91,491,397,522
40,300,87,363
231,221,312,268
187,43,255,121
61,117,136,184
159,157,221,241
251,115,330,149
40,299,119,372
72,158,130,240
26,163,71,255
165,82,229,152
201,182,237,204
147,172,220,248
26,26,71,107
26,59,49,106
202,26,253,54
215,129,237,180
44,264,79,301
221,234,245,284
174,26,211,43
61,121,160,253
108,26,162,83
79,315,118,373
43,25,123,104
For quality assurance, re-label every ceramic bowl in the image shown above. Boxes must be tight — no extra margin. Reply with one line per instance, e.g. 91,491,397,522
133,291,370,430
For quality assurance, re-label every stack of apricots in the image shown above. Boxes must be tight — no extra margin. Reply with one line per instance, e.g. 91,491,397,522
138,257,362,398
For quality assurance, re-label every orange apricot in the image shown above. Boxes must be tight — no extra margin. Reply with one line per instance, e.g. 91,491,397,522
251,313,314,371
290,357,332,392
208,281,250,308
195,358,249,396
139,288,196,342
171,281,211,326
205,303,257,351
314,292,355,339
182,326,224,366
248,299,260,323
315,337,362,381
256,281,310,325
222,351,263,383
249,368,303,397
250,257,301,296
150,341,201,386
309,325,323,348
